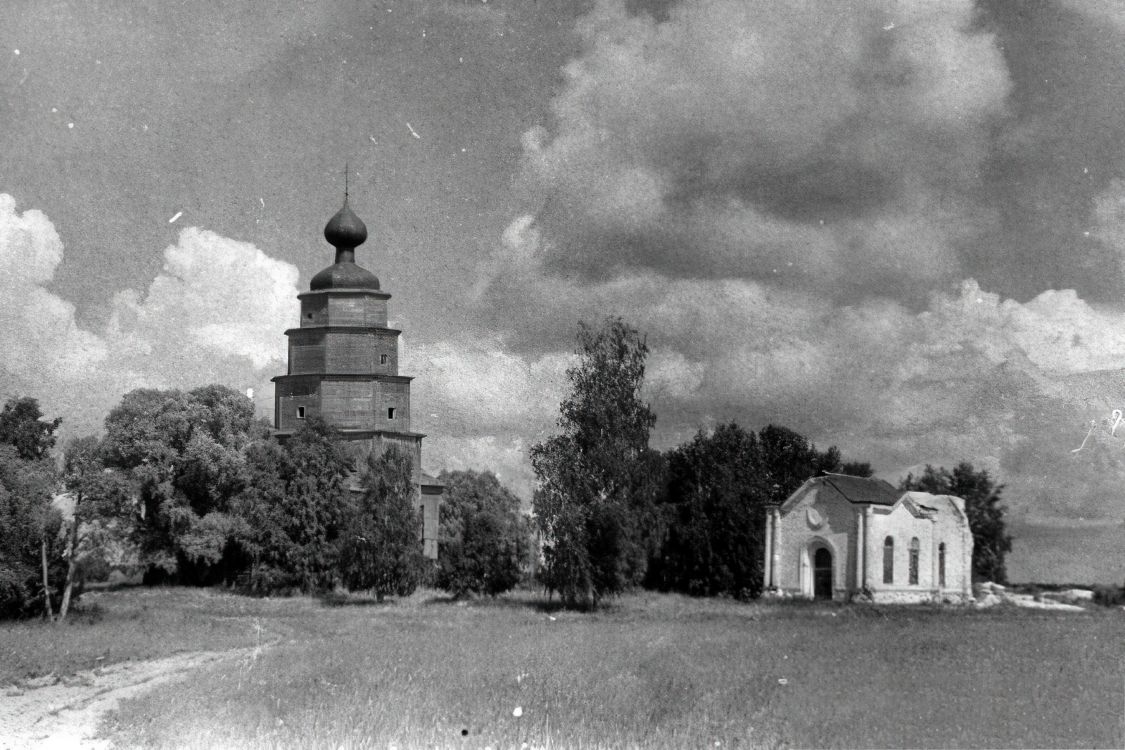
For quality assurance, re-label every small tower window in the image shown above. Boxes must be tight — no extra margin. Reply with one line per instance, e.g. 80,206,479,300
380,354,388,365
883,536,894,584
387,407,396,420
306,312,313,320
909,537,920,585
296,406,306,419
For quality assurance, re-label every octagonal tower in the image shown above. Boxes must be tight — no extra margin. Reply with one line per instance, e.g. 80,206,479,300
272,197,441,558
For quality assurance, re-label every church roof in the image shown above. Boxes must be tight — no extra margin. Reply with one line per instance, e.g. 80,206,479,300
309,261,380,291
819,473,901,506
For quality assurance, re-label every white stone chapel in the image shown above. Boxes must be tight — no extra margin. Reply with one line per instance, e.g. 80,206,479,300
764,474,973,603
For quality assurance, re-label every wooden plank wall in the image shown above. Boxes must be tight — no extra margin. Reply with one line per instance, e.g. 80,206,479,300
328,295,388,327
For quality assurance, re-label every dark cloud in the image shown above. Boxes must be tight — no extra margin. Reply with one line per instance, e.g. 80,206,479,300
974,0,1125,303
511,0,1010,297
478,1,1125,538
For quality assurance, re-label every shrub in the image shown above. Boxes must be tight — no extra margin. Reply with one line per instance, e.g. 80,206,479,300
338,447,426,601
76,551,112,584
1092,584,1125,607
435,470,531,598
231,417,352,594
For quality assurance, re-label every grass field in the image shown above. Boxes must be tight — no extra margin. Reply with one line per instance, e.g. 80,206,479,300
3,587,1122,749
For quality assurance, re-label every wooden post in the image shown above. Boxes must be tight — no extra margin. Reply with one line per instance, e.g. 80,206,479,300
58,513,81,622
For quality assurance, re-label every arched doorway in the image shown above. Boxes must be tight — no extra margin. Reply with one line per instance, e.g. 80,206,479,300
813,547,833,600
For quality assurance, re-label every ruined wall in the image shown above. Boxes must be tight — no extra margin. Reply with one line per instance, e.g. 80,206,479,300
926,494,974,602
865,502,936,604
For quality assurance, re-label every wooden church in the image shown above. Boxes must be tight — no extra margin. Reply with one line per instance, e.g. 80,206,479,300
272,197,442,558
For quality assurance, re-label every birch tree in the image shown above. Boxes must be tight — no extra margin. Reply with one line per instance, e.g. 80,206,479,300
530,318,658,609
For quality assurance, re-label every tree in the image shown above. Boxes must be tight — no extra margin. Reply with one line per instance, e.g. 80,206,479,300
900,461,1013,583
646,422,871,600
57,437,131,620
530,318,657,609
435,470,531,597
649,423,769,599
232,417,352,593
757,424,850,505
0,445,61,619
338,447,425,601
0,397,64,620
840,461,874,478
0,397,62,462
102,386,259,584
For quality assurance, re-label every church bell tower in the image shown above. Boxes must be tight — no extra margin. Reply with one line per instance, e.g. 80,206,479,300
272,196,441,558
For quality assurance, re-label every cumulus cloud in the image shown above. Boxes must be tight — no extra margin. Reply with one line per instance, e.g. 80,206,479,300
403,339,571,440
0,195,108,384
487,267,1125,521
0,193,564,496
424,434,539,503
0,194,297,434
106,228,297,372
516,0,1009,292
469,0,1125,530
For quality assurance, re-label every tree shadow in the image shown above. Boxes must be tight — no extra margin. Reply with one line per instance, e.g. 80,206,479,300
417,590,602,614
316,591,395,608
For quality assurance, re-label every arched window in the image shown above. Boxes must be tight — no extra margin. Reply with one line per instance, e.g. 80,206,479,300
909,537,920,585
938,542,946,587
883,536,894,584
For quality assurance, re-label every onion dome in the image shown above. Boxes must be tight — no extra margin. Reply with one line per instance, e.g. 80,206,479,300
310,198,381,291
323,199,368,248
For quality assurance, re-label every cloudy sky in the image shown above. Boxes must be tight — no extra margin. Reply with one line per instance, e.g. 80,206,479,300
3,0,1125,582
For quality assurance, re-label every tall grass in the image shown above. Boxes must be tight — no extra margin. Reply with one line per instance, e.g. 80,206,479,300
0,587,311,685
91,589,1124,749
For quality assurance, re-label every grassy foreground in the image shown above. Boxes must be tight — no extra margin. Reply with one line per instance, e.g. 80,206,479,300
3,587,1122,748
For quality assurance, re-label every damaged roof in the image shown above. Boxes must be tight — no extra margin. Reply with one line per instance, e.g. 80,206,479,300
820,473,901,506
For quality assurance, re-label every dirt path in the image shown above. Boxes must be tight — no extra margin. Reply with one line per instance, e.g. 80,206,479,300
0,647,258,749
